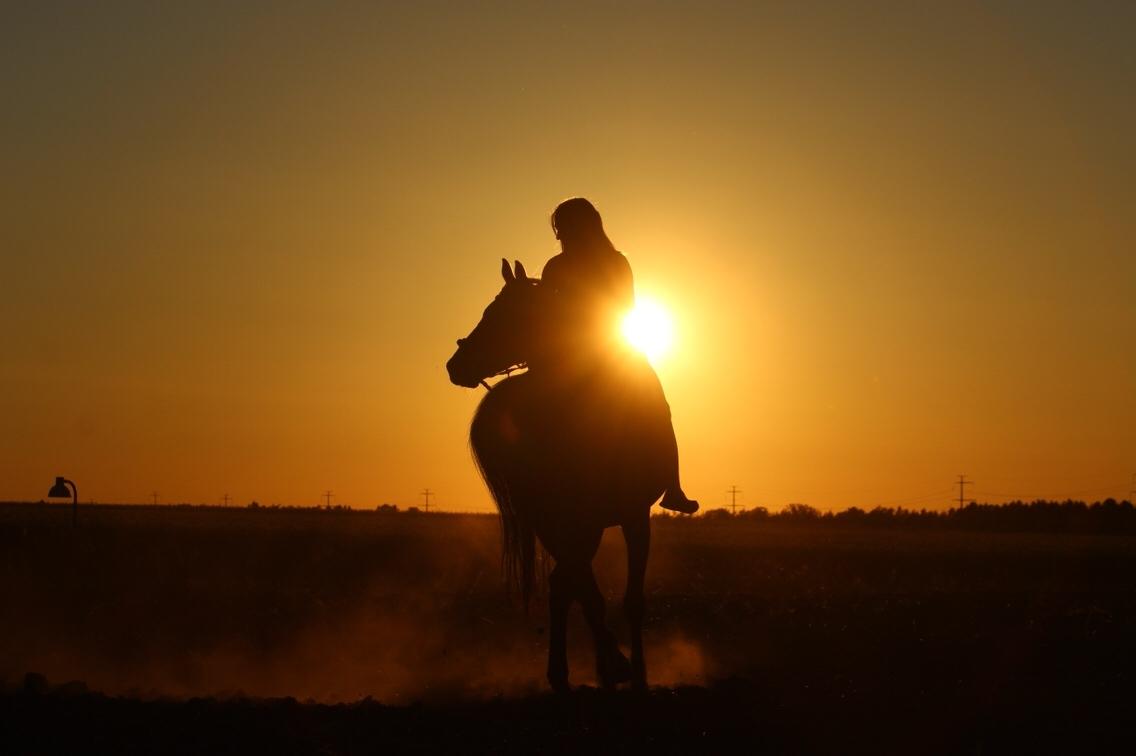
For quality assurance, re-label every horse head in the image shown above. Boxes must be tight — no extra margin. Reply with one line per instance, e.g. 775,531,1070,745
447,259,542,388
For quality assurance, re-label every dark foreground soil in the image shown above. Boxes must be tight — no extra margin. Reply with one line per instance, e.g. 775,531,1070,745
3,672,1129,755
2,504,1133,754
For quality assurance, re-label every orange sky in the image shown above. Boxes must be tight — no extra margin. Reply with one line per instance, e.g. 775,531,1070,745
2,2,1133,511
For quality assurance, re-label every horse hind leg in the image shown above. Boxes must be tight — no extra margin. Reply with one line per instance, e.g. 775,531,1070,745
547,563,572,693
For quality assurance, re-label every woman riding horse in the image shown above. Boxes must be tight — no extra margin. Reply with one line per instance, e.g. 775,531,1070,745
541,197,698,515
446,198,697,691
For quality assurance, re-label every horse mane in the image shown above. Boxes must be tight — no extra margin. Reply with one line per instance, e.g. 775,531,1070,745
469,376,538,609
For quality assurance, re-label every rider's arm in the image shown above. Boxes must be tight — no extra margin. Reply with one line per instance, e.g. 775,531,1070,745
540,253,569,291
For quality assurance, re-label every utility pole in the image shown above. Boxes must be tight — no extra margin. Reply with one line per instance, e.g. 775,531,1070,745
323,490,334,508
151,491,159,506
957,475,971,508
222,493,230,507
421,488,433,513
727,485,742,516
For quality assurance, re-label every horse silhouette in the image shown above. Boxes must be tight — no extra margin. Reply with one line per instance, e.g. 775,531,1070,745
447,259,673,692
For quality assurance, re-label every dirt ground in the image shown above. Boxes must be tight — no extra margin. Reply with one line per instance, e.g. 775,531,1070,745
2,504,1133,753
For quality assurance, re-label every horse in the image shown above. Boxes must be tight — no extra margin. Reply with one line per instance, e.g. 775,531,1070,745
446,259,673,692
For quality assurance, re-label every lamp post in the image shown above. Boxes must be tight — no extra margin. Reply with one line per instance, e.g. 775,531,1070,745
48,476,78,527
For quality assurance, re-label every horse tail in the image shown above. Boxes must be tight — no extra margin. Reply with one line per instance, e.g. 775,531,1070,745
469,385,537,609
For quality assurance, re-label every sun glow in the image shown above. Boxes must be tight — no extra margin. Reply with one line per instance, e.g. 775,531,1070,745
622,297,675,364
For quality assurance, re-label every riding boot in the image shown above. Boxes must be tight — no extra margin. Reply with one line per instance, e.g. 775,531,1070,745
660,488,699,515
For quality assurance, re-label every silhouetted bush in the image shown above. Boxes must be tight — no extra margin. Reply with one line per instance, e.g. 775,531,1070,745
686,499,1136,534
783,503,821,522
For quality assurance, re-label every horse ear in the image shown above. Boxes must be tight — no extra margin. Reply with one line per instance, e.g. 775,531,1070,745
501,258,514,284
514,260,528,281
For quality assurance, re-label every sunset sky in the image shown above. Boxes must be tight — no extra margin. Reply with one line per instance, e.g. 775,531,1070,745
3,1,1133,511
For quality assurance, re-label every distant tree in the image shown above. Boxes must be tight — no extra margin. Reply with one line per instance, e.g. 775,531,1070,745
702,508,733,520
376,503,399,513
782,503,820,521
865,506,895,525
835,507,867,526
248,501,260,509
407,506,421,515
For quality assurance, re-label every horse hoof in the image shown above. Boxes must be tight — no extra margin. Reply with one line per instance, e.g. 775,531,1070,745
598,649,633,689
630,658,648,692
548,676,571,695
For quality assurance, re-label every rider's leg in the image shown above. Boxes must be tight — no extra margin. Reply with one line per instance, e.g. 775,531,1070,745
657,402,699,515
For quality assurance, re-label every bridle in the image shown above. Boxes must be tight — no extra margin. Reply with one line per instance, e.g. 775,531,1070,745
454,335,527,393
479,362,528,392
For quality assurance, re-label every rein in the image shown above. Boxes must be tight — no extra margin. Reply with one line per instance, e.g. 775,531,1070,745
480,362,527,392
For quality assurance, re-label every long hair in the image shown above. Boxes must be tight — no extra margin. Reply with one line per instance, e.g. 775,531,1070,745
551,197,617,256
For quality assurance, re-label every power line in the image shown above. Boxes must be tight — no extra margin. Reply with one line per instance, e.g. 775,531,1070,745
856,488,956,509
972,483,1128,502
421,488,433,513
957,475,971,509
222,493,230,507
726,485,742,515
323,490,334,507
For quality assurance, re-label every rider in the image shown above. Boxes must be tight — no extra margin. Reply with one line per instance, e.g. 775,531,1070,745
540,197,699,515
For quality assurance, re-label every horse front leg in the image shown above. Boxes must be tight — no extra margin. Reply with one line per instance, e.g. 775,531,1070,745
577,566,631,689
547,563,571,693
623,511,651,691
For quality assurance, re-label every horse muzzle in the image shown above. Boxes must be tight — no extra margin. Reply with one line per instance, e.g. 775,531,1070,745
446,346,483,389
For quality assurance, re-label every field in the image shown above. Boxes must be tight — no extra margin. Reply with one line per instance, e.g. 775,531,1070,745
2,503,1134,754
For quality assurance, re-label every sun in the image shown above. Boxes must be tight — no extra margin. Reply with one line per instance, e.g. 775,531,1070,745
621,296,675,364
